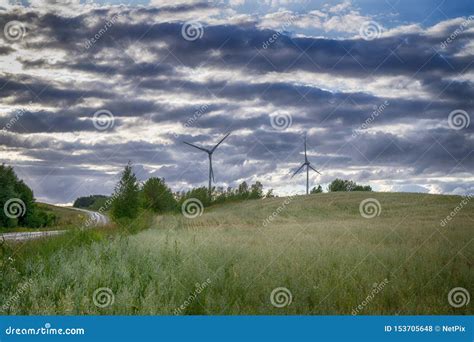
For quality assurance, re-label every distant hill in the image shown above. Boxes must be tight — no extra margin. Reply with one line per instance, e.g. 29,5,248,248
73,195,109,211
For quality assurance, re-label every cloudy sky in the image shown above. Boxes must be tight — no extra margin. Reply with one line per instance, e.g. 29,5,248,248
0,0,473,204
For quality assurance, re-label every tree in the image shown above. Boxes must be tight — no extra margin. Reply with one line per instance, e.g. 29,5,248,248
0,164,55,229
14,179,35,227
179,187,211,207
237,181,249,199
142,177,177,213
328,179,372,192
265,189,275,198
328,179,350,192
73,195,109,210
310,185,323,194
111,162,140,219
0,164,20,228
249,181,264,199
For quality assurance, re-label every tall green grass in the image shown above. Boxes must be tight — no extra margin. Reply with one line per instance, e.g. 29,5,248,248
1,193,472,315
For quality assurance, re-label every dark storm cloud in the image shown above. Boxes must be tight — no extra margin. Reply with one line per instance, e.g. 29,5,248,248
0,74,113,106
71,21,474,78
421,78,474,104
9,8,472,80
0,45,14,54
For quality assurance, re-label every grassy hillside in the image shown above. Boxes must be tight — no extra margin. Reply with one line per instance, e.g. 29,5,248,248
1,192,472,315
38,203,88,226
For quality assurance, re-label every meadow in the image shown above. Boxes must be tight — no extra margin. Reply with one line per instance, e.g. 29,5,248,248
1,192,472,315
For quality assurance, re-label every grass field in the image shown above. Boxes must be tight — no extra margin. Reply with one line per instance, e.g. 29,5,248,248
1,192,472,315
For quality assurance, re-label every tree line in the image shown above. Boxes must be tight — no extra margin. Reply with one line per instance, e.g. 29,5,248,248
107,162,372,221
1,162,372,229
108,162,270,220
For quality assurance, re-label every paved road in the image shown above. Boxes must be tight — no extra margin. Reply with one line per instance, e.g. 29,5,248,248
72,208,109,226
1,208,109,242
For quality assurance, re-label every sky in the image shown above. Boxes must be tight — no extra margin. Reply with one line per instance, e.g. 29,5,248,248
0,0,473,204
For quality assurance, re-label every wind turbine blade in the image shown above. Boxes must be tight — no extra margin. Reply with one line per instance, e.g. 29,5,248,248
211,132,231,152
183,141,209,153
308,164,321,175
291,163,306,178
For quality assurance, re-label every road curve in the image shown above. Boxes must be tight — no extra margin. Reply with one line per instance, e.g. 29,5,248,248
1,207,109,242
72,207,109,226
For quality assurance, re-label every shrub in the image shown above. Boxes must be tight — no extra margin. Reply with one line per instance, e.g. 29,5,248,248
310,185,323,194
